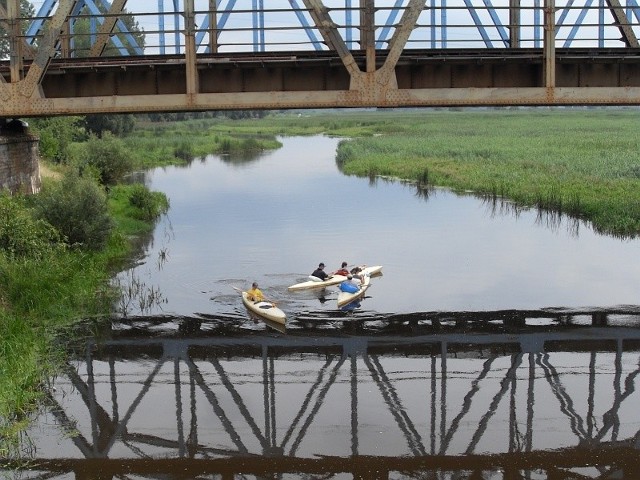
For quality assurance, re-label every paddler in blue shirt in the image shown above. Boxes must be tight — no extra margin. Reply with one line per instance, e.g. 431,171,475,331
339,274,360,293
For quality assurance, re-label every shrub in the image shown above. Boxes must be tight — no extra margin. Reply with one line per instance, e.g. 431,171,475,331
127,184,169,221
80,132,134,186
31,173,114,250
0,194,61,258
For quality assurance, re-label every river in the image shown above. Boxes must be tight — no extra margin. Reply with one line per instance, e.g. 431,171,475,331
118,135,640,319
4,135,640,479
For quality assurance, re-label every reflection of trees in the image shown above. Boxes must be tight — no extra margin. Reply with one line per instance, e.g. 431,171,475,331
218,149,269,166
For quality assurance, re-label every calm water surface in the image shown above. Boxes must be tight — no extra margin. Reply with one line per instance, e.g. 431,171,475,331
118,135,640,318
6,135,640,479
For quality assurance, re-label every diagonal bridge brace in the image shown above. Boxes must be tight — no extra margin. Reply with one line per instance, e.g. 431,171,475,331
0,0,77,104
303,0,424,105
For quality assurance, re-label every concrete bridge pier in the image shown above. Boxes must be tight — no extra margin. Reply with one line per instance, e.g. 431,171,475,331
0,119,41,195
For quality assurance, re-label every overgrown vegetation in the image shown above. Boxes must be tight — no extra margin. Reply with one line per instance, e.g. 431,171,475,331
124,108,640,237
124,117,283,168
328,108,640,237
0,119,169,456
125,108,640,236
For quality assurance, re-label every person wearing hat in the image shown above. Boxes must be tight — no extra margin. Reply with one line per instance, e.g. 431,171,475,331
311,262,329,281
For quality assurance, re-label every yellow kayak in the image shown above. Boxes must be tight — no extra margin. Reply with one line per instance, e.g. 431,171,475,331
241,291,286,324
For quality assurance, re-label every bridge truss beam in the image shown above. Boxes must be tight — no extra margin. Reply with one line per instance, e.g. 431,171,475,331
1,0,640,116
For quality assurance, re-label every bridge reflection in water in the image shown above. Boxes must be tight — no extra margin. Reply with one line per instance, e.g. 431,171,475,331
7,313,640,479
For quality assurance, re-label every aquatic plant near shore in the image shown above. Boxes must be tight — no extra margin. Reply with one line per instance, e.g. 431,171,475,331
334,109,640,238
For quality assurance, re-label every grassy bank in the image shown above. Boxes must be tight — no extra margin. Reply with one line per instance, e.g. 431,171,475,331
0,181,167,455
124,118,284,167
124,113,396,166
2,106,638,453
329,108,640,237
127,109,640,236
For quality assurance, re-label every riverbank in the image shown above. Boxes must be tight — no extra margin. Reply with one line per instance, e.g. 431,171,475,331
2,106,638,455
154,108,639,237
0,169,168,455
330,108,640,237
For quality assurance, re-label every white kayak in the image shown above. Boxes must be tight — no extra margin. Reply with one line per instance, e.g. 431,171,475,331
288,265,383,291
337,273,371,308
241,291,286,324
287,274,346,291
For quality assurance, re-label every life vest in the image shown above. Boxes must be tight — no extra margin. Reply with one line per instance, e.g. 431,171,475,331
340,282,359,293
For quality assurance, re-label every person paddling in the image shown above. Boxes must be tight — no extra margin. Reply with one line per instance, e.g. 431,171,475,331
311,262,329,281
334,261,350,276
247,282,265,302
339,274,360,293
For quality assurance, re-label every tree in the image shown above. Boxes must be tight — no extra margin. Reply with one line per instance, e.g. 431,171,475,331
84,113,134,137
30,116,85,163
71,5,145,57
0,0,35,59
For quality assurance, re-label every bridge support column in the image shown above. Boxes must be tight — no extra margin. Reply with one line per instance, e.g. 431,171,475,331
7,0,23,83
543,0,555,89
0,120,41,195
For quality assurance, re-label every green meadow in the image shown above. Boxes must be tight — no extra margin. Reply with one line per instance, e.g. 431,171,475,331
173,108,639,237
331,108,640,236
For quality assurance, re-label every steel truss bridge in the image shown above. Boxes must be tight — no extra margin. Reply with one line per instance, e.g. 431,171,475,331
4,323,640,479
2,0,640,117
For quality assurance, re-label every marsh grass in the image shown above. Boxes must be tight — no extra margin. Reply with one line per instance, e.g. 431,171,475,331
3,107,639,453
130,109,640,236
331,109,640,237
0,249,117,455
124,119,283,167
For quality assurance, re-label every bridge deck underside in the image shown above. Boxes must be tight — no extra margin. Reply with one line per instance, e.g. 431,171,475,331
33,50,640,98
4,49,640,115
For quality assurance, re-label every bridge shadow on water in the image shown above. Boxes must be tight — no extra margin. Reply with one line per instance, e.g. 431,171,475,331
4,307,640,479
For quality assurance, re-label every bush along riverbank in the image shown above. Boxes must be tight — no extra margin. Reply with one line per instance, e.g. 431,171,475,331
2,107,639,455
0,113,287,455
0,154,168,457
